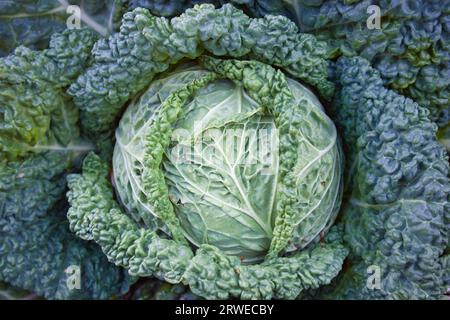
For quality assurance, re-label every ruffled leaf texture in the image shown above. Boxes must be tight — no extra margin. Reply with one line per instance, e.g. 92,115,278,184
0,0,295,58
67,152,348,299
112,61,342,260
68,3,334,142
286,0,450,121
0,153,131,299
321,56,449,299
0,29,131,299
4,1,447,120
66,57,347,300
0,27,98,161
128,1,449,125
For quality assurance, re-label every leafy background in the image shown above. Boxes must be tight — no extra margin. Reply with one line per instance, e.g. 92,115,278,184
0,0,448,300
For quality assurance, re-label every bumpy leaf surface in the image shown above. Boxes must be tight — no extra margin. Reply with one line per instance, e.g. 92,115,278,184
325,56,449,299
0,29,132,299
68,4,334,140
67,57,347,299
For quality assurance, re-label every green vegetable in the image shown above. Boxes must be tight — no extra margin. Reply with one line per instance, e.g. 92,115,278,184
324,56,450,299
286,0,450,121
68,4,334,140
67,55,347,299
0,28,132,299
1,2,448,301
64,3,449,300
0,27,96,161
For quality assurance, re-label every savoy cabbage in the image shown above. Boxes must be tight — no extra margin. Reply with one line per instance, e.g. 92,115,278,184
112,63,343,261
0,27,131,299
0,2,448,300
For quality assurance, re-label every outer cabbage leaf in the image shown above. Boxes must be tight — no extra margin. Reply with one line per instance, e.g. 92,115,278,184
438,128,450,152
0,28,132,299
284,0,450,121
0,28,97,161
0,152,131,299
68,4,334,142
126,280,199,300
324,56,450,299
68,152,348,299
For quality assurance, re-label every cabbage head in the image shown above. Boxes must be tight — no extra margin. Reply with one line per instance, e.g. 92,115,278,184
112,63,343,261
66,4,349,300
